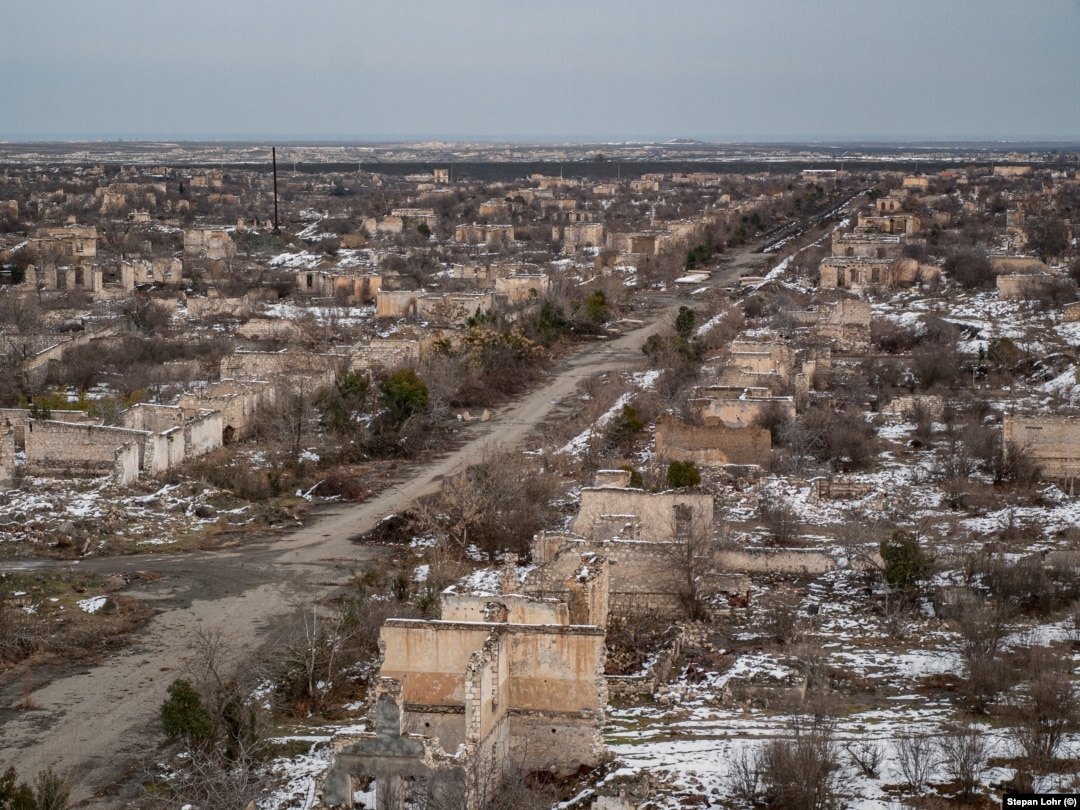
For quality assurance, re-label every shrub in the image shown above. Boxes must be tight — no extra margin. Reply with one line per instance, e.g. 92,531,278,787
880,530,929,591
666,460,701,489
162,678,214,743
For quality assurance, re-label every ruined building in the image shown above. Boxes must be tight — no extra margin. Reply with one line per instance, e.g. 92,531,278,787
323,570,609,809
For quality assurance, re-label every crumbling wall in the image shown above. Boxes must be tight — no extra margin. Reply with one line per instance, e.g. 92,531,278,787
570,487,713,542
526,535,686,617
25,420,148,477
882,394,945,421
350,339,421,372
715,548,835,575
495,274,549,304
504,625,608,774
220,349,340,387
112,442,140,487
0,420,15,488
692,396,795,429
1004,414,1080,481
184,410,223,458
380,620,492,752
997,273,1058,300
654,414,770,467
441,594,568,625
179,380,272,440
0,408,97,450
122,404,184,434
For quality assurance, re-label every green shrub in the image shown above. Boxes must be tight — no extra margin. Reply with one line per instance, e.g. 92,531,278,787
880,530,929,591
666,460,701,489
161,678,213,743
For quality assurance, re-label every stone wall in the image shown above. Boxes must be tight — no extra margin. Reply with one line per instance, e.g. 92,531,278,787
441,594,568,625
713,548,836,575
113,442,140,486
377,619,606,773
692,395,795,429
185,296,255,319
1003,414,1080,481
25,420,147,477
183,228,235,260
654,414,770,467
350,339,422,372
495,274,549,305
220,349,340,387
997,273,1058,300
179,380,272,441
0,420,14,488
527,533,697,617
882,394,945,421
569,487,713,542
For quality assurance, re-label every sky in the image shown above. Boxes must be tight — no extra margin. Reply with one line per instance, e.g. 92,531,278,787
1,0,1078,142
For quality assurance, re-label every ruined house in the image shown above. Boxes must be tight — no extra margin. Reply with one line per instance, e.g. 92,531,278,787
297,270,382,303
494,274,549,305
691,390,796,429
454,224,515,249
28,225,97,263
376,290,495,325
570,480,714,542
349,339,422,373
554,222,604,253
812,298,872,352
654,414,770,468
322,579,608,809
831,230,902,259
819,256,926,290
178,379,273,443
15,404,222,486
182,228,235,262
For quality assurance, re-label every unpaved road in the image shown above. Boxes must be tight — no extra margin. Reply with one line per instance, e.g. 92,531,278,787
0,246,775,806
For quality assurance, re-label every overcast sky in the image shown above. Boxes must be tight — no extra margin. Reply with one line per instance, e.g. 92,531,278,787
2,0,1077,142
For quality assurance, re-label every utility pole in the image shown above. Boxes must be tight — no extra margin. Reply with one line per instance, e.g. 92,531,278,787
272,147,280,234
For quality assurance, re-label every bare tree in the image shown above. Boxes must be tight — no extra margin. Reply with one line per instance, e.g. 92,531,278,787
938,722,988,804
894,727,937,795
1009,647,1077,774
662,504,722,621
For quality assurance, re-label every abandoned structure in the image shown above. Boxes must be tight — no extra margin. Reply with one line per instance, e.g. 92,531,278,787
654,414,770,468
1003,413,1080,486
322,578,608,809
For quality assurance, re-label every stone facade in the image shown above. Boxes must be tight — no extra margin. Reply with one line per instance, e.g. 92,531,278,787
691,393,796,429
323,595,608,809
997,273,1059,300
297,270,381,302
569,486,713,542
454,224,515,248
819,256,926,289
349,339,421,373
182,228,235,261
654,414,770,467
554,222,604,253
494,274,549,305
29,225,97,263
1003,414,1080,483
